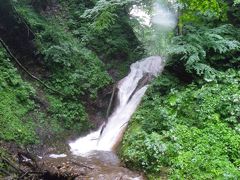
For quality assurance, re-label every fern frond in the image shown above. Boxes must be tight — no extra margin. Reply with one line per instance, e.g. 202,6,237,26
167,25,240,79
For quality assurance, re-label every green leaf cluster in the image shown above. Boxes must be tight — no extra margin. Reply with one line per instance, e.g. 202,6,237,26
0,47,38,145
0,147,18,178
120,69,240,178
178,0,228,24
59,0,144,69
15,3,112,98
47,95,90,131
167,25,240,80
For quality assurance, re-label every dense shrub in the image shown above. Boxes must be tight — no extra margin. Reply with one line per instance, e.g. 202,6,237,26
60,0,144,63
47,95,90,131
15,4,112,98
0,48,37,145
167,25,240,80
120,69,240,178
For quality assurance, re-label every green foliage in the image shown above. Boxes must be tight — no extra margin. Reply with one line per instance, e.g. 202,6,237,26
121,2,240,177
80,0,143,33
0,147,18,179
30,0,53,11
170,123,240,179
0,48,38,145
120,69,240,178
167,25,240,80
234,0,240,4
47,95,91,132
146,72,180,96
59,0,144,66
42,39,111,98
81,0,121,33
178,0,228,24
3,1,240,179
15,4,112,98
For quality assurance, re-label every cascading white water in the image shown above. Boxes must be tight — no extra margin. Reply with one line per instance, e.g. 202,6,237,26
69,56,164,155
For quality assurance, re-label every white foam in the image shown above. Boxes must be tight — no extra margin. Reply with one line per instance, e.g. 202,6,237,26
49,154,67,158
70,56,164,156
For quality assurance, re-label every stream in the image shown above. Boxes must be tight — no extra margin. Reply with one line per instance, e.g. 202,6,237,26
44,56,164,179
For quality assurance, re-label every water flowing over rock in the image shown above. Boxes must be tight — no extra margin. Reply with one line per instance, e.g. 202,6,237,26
70,56,164,155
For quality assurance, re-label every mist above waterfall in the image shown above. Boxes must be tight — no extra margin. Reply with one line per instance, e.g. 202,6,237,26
130,5,151,26
130,1,177,29
152,1,177,31
151,0,177,56
130,0,177,55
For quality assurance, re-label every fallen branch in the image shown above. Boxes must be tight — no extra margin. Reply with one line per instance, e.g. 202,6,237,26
98,84,117,140
2,156,24,174
10,1,36,38
106,84,116,118
18,171,29,179
0,167,12,176
18,171,43,180
119,122,128,129
0,38,65,96
70,160,94,170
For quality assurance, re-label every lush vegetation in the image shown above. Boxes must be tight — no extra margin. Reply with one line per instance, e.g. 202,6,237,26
0,47,37,145
121,70,240,178
0,0,239,179
168,25,240,80
15,1,112,98
0,0,142,147
120,0,240,179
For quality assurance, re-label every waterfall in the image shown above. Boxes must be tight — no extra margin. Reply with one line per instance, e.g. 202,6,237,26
69,56,164,156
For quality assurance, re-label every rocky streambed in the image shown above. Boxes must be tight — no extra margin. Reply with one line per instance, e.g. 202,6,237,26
40,151,144,180
1,140,144,180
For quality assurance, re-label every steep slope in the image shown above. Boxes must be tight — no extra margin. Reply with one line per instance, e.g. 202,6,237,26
0,1,144,178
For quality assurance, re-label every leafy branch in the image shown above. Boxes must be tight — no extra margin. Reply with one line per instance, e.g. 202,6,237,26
167,24,240,80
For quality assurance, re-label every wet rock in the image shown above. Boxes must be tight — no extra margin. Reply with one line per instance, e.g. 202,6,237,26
41,153,144,180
